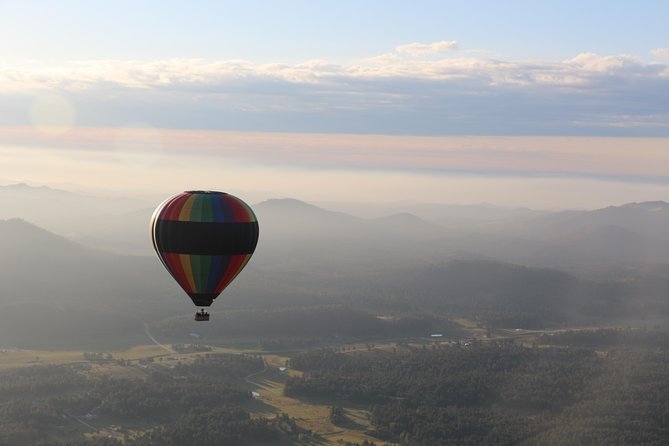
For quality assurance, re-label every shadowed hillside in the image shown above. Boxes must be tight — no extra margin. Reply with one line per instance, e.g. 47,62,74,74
0,219,184,348
2,195,669,348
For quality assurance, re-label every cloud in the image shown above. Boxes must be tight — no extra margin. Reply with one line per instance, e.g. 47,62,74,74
1,51,663,92
0,50,668,136
651,48,669,58
396,40,459,55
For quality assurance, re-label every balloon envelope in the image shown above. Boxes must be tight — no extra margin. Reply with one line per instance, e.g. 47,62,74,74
151,191,259,307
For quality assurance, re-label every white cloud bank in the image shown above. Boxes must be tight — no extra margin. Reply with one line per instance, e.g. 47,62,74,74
0,44,668,136
5,50,662,92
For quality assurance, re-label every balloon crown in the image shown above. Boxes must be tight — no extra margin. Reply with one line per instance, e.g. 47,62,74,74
185,190,228,195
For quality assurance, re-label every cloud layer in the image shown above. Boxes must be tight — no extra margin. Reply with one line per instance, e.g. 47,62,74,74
3,126,668,183
2,127,669,208
1,42,668,136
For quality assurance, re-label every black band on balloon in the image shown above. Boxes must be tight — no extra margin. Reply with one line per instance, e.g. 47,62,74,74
190,293,216,307
154,220,259,255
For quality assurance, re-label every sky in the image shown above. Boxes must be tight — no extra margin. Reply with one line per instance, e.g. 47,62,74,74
0,0,668,208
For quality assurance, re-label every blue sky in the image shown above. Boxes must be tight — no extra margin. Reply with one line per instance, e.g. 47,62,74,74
0,1,668,206
1,1,668,63
1,0,668,136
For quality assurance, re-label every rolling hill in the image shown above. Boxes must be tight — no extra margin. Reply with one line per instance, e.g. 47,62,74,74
2,189,669,347
0,219,185,348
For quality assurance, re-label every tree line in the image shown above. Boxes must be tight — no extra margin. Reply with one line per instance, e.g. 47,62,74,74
154,305,461,344
286,342,669,445
0,354,302,446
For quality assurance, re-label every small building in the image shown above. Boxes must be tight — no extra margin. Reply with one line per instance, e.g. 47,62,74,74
251,391,261,398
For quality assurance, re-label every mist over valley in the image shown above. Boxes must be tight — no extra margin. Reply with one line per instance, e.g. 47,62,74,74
1,183,669,350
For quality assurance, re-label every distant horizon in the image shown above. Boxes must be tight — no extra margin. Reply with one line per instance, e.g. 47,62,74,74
1,179,667,213
2,1,668,209
1,127,668,209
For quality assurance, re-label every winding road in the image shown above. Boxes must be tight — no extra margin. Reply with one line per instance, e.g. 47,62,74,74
244,358,277,393
142,322,171,352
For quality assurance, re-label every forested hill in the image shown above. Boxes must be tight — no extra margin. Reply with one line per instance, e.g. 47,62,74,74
286,341,669,445
249,260,655,327
1,218,668,349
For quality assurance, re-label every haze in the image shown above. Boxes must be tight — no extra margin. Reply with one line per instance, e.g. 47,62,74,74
2,2,669,445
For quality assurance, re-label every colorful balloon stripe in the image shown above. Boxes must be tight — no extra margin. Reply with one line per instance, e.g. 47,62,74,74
156,253,252,296
161,252,193,294
155,191,257,223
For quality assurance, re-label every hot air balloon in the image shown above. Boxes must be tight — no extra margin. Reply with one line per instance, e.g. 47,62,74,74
151,191,259,321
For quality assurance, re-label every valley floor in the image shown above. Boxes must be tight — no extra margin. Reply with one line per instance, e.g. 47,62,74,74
0,320,641,445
